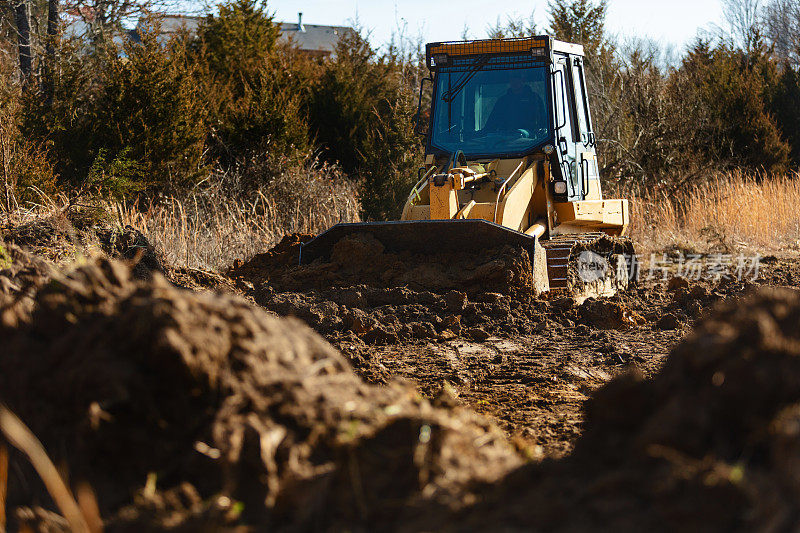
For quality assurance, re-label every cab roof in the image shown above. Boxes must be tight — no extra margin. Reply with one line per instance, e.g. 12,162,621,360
425,36,584,69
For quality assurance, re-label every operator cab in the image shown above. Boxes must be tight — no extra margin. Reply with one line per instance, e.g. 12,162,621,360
418,36,600,203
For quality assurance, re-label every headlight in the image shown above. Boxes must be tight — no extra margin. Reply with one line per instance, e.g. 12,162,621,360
433,53,449,66
543,144,555,155
553,181,567,195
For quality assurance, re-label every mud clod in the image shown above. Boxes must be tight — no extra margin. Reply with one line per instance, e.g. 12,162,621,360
465,327,491,341
444,290,468,312
657,312,681,330
579,298,645,330
95,225,163,279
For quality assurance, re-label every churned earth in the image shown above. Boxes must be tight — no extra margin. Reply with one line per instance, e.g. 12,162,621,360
2,215,800,531
228,233,789,458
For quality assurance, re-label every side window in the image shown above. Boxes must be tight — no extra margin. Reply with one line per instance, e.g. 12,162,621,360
571,59,591,143
553,56,579,192
552,57,574,141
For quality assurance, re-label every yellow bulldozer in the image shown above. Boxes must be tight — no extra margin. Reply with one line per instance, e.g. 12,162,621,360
300,36,636,298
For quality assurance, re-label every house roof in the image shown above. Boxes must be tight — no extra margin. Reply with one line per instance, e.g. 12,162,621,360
277,21,352,55
129,13,350,55
136,15,202,36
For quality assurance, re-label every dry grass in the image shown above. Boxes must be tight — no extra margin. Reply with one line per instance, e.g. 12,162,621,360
1,163,361,273
120,167,361,272
7,168,799,273
629,172,800,256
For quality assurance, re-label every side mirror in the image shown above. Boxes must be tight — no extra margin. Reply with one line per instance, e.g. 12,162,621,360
414,77,433,137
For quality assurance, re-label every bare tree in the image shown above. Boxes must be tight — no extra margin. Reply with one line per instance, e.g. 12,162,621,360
764,0,800,66
460,23,470,41
13,0,31,82
63,0,186,43
486,12,537,39
721,0,763,56
41,0,59,103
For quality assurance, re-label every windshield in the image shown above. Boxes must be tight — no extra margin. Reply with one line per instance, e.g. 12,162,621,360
430,57,550,157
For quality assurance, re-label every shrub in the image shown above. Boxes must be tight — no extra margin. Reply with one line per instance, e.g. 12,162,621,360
769,65,800,166
195,0,311,175
358,96,421,221
121,158,361,271
0,57,57,211
310,31,388,175
18,37,98,190
20,29,208,195
310,30,422,220
682,42,790,174
96,31,208,191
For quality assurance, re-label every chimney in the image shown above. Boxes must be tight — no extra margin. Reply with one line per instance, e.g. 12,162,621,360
298,12,305,32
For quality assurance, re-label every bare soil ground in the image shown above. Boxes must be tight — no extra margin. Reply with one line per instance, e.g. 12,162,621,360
229,234,783,459
2,216,800,531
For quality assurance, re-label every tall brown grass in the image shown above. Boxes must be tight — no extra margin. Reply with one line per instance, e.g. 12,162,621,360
120,165,361,272
6,168,799,274
629,172,800,255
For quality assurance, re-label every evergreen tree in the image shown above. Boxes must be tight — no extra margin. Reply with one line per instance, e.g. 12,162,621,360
195,0,309,173
547,0,608,53
681,42,790,174
770,65,800,166
196,0,278,82
310,31,420,220
95,30,208,192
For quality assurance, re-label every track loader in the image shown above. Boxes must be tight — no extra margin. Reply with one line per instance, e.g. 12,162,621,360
301,36,636,298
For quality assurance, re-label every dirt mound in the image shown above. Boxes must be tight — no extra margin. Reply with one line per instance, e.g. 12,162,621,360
244,276,731,347
0,242,50,328
0,258,521,531
167,265,239,293
3,217,73,248
3,216,164,277
232,236,757,345
94,225,163,279
754,254,800,287
258,285,530,344
231,233,539,298
253,276,724,347
227,232,313,287
457,287,800,531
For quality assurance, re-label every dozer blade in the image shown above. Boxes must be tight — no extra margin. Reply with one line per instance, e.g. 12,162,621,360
296,221,634,299
300,220,541,264
298,219,550,296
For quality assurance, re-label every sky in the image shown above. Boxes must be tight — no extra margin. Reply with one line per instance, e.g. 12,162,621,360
265,0,724,52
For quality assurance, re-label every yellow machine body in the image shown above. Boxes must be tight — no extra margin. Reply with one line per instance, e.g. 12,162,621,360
400,155,629,238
